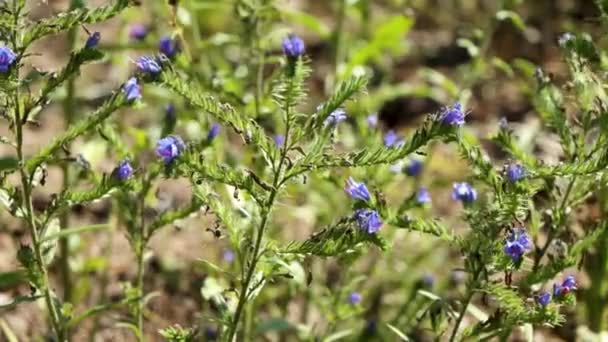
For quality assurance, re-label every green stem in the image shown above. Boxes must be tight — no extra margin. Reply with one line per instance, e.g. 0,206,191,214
14,54,66,342
135,181,149,341
135,244,146,340
332,0,347,75
59,24,78,306
448,269,480,342
10,2,64,338
226,66,295,340
533,177,576,271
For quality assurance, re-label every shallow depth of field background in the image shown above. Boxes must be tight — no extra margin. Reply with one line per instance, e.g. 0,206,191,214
0,0,603,341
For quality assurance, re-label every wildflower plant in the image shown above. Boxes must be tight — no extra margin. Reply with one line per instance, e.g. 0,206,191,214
0,0,607,341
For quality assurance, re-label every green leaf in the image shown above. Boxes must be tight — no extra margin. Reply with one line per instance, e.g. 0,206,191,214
39,224,109,243
0,157,18,172
0,270,27,289
255,318,294,334
27,48,105,120
391,216,451,240
40,218,61,265
323,330,353,342
304,76,367,135
284,217,386,257
496,10,526,32
343,15,414,77
23,0,132,46
0,294,43,310
159,69,272,154
26,91,127,173
386,323,410,341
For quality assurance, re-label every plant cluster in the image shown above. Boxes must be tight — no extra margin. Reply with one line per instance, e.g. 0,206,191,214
0,0,607,341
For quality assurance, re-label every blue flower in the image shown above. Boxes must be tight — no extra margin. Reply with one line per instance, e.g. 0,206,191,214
0,46,17,73
122,77,141,101
274,134,285,146
503,228,532,262
354,209,382,234
222,249,235,263
159,36,180,59
421,273,434,288
282,34,305,58
135,55,162,75
562,275,577,290
115,159,134,180
367,114,378,128
554,275,577,296
207,123,220,141
129,24,147,41
383,130,404,147
404,159,423,177
498,117,508,130
537,291,551,306
348,292,362,305
324,109,347,127
440,102,466,126
416,187,431,204
85,32,101,49
505,163,525,182
451,182,477,203
344,177,371,202
156,135,185,163
165,103,176,120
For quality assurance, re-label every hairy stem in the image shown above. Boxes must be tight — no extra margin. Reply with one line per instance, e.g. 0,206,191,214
226,67,295,340
10,1,64,339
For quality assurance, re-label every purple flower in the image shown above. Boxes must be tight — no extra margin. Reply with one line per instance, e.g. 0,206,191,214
122,77,141,101
348,292,362,305
159,36,180,59
85,32,101,49
222,249,235,263
451,182,477,203
156,135,185,163
282,34,305,58
274,134,285,146
554,275,577,297
0,46,16,73
129,24,148,41
503,228,532,262
207,123,220,141
135,55,161,75
404,159,423,177
344,177,370,202
354,209,382,234
416,187,431,204
537,291,551,306
439,102,466,126
115,159,134,180
367,114,378,128
324,109,347,127
505,163,525,182
383,130,404,147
